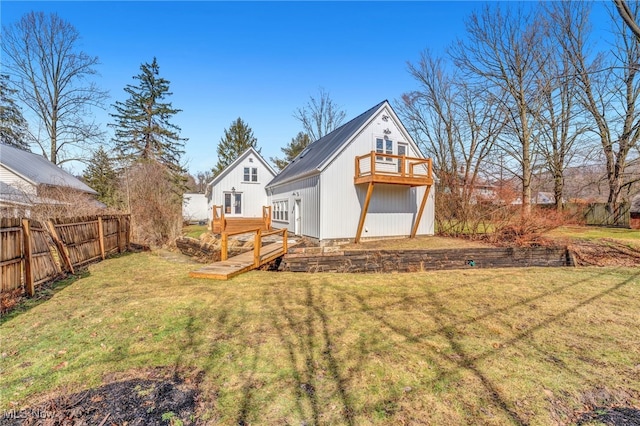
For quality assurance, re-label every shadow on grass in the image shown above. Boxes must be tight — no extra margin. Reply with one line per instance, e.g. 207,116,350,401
264,283,356,425
1,271,88,326
331,268,640,425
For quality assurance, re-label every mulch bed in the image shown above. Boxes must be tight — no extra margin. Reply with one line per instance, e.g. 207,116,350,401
2,376,200,426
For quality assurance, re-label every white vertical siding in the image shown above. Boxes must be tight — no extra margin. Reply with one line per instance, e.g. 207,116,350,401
209,152,274,218
319,106,435,240
268,175,320,239
0,165,36,195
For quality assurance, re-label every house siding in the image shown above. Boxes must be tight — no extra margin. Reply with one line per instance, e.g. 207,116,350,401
268,175,320,239
0,165,36,195
208,151,274,218
319,105,435,240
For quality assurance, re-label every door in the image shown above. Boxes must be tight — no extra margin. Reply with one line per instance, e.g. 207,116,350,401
224,192,242,216
294,199,301,235
397,143,408,174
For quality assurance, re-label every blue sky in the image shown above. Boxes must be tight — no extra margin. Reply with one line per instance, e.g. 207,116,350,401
2,1,614,175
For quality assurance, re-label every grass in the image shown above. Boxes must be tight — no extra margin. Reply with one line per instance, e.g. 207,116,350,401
183,224,208,239
1,252,639,425
545,225,640,243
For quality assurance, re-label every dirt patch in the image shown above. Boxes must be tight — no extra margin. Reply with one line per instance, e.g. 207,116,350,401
2,375,200,425
568,238,640,267
575,406,640,425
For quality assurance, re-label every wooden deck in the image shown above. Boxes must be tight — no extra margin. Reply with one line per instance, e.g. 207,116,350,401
211,206,272,234
211,218,268,234
189,227,288,280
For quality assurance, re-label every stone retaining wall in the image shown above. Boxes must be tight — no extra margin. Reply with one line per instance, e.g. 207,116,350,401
281,246,572,273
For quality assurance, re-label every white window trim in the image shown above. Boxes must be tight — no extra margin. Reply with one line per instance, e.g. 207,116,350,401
272,199,289,223
375,137,394,162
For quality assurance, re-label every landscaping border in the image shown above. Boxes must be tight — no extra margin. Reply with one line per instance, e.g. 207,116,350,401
281,246,572,273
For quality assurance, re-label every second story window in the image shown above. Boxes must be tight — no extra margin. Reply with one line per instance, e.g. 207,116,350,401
243,167,258,182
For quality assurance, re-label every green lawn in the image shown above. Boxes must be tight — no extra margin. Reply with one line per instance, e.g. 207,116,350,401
545,225,640,242
183,224,208,239
1,252,639,425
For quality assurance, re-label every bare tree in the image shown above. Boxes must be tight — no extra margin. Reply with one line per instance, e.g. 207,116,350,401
398,51,505,235
293,87,346,141
615,0,640,39
195,170,213,193
536,2,594,211
557,1,640,217
451,4,548,213
1,11,107,165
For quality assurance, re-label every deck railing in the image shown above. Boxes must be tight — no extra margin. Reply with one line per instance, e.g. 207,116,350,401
220,227,288,267
262,205,272,230
212,205,226,232
355,151,433,186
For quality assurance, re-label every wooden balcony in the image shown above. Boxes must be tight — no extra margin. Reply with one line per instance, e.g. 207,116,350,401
353,152,434,243
354,151,434,187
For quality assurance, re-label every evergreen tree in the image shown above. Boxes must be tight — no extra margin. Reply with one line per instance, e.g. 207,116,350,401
83,145,119,207
212,117,259,176
0,74,30,150
109,57,187,176
270,131,311,170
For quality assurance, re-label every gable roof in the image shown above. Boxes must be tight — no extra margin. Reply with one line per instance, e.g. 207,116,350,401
0,144,97,194
207,147,276,190
266,100,391,189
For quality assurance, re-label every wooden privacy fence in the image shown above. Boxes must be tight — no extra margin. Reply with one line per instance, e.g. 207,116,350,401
1,215,130,297
583,202,630,227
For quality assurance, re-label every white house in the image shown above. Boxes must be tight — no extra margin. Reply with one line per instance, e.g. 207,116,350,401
182,193,208,224
205,147,276,221
0,143,98,212
265,100,435,243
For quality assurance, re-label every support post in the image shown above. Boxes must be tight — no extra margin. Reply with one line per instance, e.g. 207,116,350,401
22,219,34,297
47,220,74,274
283,229,288,254
411,185,432,238
355,182,375,244
98,216,106,260
254,229,262,267
221,233,228,261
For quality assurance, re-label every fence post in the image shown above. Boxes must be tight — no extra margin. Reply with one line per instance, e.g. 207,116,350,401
254,229,262,267
98,216,106,260
21,219,35,297
47,220,74,274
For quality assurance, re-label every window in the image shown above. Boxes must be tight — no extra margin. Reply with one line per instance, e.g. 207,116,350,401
243,167,258,182
273,200,289,222
376,138,393,162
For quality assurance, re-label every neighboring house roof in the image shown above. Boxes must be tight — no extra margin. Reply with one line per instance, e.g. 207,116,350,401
206,147,276,191
0,143,97,194
0,181,69,207
266,100,388,189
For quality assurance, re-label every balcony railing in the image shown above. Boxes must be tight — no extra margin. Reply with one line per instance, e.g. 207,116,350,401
354,151,434,186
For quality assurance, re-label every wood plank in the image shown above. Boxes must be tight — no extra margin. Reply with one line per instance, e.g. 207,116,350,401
189,242,286,280
411,185,432,238
22,219,34,297
354,182,375,244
